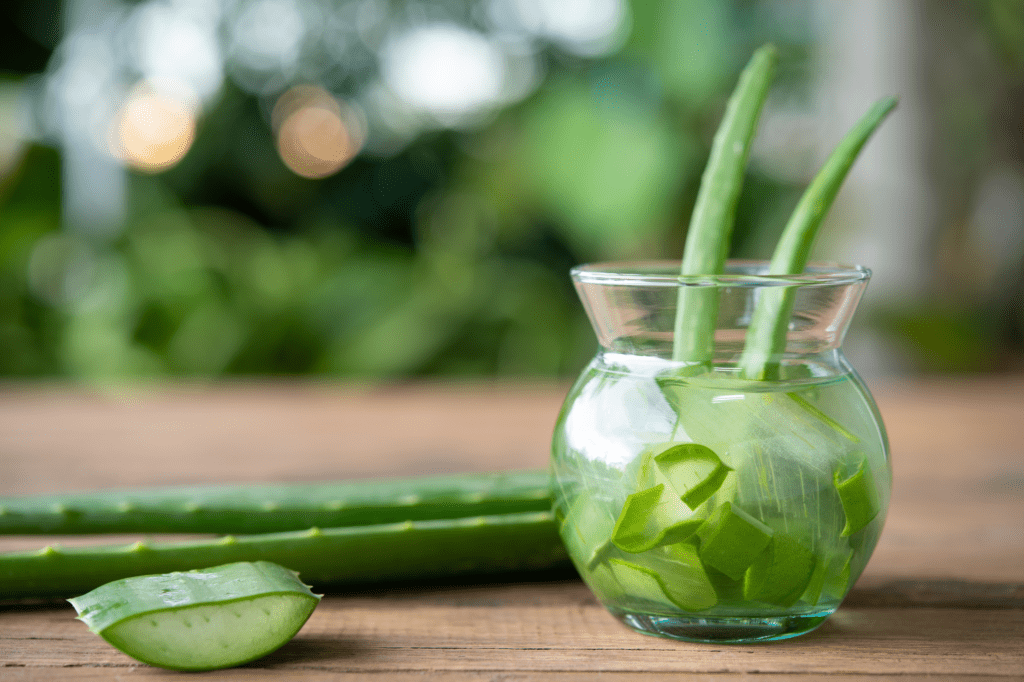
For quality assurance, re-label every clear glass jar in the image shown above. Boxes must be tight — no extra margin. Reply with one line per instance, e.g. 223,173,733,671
551,261,891,643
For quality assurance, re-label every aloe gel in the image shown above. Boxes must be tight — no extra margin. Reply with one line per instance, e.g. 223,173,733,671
551,262,891,643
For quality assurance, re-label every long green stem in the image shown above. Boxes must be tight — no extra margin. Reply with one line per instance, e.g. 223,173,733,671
738,97,898,380
0,511,568,599
672,44,778,365
0,470,550,535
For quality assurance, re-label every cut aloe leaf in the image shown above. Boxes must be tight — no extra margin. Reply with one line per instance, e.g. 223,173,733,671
654,443,732,510
68,561,320,672
560,492,618,571
696,502,773,580
611,484,701,553
800,555,829,606
584,561,627,605
608,546,716,612
801,547,853,606
834,456,880,536
743,533,816,607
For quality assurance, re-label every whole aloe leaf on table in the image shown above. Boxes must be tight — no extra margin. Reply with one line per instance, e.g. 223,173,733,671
0,470,551,534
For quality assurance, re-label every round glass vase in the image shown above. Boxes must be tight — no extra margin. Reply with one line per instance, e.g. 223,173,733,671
551,261,891,643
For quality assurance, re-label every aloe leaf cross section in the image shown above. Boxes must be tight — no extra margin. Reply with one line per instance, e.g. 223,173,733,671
68,561,320,671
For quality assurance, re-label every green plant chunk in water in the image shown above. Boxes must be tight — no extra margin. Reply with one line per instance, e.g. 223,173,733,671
560,492,618,571
696,502,773,580
68,561,320,671
654,443,733,510
611,484,702,553
608,545,716,612
835,456,880,536
743,533,816,607
800,548,853,606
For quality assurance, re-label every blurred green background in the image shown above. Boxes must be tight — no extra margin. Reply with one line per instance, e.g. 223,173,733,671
0,0,1021,381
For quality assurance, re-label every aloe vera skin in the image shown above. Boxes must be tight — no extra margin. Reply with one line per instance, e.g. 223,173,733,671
738,97,898,381
0,511,569,600
0,470,551,535
70,561,320,671
672,44,777,367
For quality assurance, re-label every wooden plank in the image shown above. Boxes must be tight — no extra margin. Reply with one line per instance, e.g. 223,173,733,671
0,672,1014,682
2,583,1022,676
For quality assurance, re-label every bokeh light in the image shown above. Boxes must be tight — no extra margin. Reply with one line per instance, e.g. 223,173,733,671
110,83,197,173
274,85,363,179
381,24,506,124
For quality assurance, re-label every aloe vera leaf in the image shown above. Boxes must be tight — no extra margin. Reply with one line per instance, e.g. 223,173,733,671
0,470,551,535
672,44,778,365
608,547,716,612
610,484,701,553
0,511,568,600
695,501,773,580
738,96,898,381
742,532,816,607
654,443,732,510
69,561,319,671
834,456,881,536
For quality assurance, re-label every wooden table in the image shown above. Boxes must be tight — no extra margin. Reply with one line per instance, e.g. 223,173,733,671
1,378,1022,680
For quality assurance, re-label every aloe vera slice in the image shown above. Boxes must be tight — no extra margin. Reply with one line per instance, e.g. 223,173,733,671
654,443,732,510
68,561,320,671
742,533,816,607
834,456,880,536
611,484,701,553
800,547,853,606
608,546,716,612
560,492,618,571
695,501,773,580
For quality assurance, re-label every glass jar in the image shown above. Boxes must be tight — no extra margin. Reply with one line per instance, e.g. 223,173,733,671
551,261,891,643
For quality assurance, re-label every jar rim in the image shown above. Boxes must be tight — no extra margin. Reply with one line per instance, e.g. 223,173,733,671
571,260,871,287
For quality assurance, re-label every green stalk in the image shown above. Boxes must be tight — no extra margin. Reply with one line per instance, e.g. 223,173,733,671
672,44,778,366
738,97,898,380
0,470,550,535
0,511,569,599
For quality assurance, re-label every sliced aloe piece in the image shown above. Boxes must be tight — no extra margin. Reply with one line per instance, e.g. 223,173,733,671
608,546,716,612
584,560,627,604
743,533,816,607
800,555,829,606
654,443,732,510
560,492,618,571
611,484,701,553
68,561,320,671
801,547,853,606
695,501,773,580
834,456,880,536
